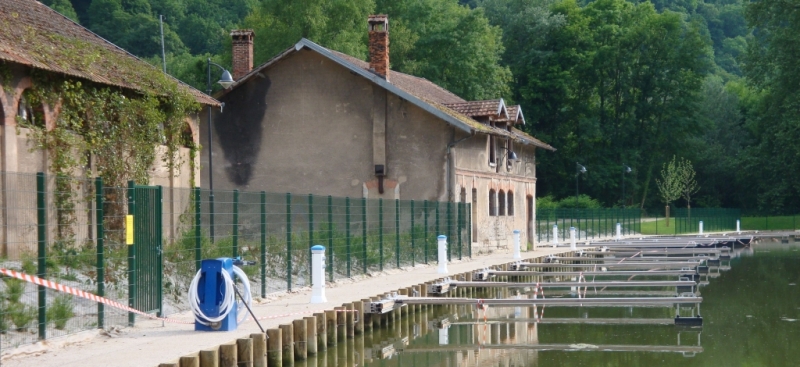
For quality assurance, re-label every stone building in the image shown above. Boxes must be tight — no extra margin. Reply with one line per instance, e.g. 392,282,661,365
0,0,219,257
202,15,554,251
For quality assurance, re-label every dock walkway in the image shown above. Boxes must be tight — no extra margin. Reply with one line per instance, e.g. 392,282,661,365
0,247,567,367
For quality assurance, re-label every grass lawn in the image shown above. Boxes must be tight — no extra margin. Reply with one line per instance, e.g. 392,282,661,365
638,215,798,234
639,218,689,235
741,215,798,231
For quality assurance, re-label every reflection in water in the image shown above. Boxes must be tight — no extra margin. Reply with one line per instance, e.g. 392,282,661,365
312,242,799,366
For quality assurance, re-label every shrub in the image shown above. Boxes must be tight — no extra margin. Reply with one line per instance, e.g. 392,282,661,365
3,277,25,303
47,294,74,330
8,303,35,331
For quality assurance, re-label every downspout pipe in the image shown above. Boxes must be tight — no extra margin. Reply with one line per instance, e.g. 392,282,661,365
447,130,476,202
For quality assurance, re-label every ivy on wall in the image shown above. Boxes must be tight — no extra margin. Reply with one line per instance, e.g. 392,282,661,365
3,62,200,244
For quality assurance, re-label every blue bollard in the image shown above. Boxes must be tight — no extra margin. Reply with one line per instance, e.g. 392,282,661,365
194,258,238,331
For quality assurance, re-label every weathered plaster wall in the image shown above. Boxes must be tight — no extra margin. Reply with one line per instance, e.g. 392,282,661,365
203,50,450,202
454,135,538,252
0,64,199,258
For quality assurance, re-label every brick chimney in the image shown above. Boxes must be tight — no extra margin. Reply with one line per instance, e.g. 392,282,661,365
231,30,255,80
368,15,389,81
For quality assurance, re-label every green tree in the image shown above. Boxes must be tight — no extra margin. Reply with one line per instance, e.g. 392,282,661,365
677,157,700,213
738,0,800,214
482,0,711,209
376,0,512,100
240,0,375,64
656,156,683,226
41,0,80,23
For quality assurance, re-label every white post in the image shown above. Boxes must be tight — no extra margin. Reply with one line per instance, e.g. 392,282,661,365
437,235,448,274
616,223,621,241
569,227,577,250
699,221,704,235
552,224,559,247
512,230,521,259
737,219,741,234
439,325,449,345
310,245,327,303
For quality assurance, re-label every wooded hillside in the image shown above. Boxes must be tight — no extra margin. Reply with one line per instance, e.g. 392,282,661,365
43,0,800,214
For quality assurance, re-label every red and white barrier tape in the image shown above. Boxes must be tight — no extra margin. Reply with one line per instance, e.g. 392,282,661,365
0,268,359,326
0,268,193,324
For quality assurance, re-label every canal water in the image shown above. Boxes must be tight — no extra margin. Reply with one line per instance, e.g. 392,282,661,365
305,240,800,366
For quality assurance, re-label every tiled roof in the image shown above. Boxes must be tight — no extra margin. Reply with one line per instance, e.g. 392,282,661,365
331,51,465,104
225,38,552,150
0,0,219,106
443,99,508,120
504,105,525,125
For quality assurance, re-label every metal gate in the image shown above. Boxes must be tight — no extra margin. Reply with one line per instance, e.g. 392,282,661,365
127,183,163,322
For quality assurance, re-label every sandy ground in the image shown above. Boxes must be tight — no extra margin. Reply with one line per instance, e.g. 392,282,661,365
0,246,570,367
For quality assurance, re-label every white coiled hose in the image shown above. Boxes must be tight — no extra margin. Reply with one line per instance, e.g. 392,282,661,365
189,265,253,326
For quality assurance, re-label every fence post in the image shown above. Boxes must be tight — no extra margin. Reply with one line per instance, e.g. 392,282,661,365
327,195,333,282
209,185,215,243
411,200,415,267
261,191,266,298
95,177,105,329
194,187,201,272
36,173,46,340
286,192,292,291
424,200,429,264
156,185,164,317
309,194,314,273
467,202,472,258
435,203,440,261
233,189,239,258
362,197,367,274
457,202,463,260
447,202,453,262
127,180,136,327
395,199,400,268
346,197,351,278
379,198,384,271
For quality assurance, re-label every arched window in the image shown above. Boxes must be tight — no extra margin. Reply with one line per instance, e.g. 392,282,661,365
17,93,45,128
507,191,514,216
489,189,496,216
498,190,506,216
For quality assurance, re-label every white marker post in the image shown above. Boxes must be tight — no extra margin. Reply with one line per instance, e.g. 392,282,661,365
513,230,522,259
737,219,741,234
569,227,577,250
437,235,448,274
310,245,327,304
699,221,704,235
616,223,622,241
553,224,559,247
439,325,449,345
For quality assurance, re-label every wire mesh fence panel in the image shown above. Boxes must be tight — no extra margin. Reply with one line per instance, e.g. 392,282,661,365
536,208,643,243
0,169,480,348
0,172,41,348
288,193,310,289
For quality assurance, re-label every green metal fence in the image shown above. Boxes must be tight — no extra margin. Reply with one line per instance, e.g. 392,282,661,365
536,208,642,243
0,171,467,348
642,208,741,235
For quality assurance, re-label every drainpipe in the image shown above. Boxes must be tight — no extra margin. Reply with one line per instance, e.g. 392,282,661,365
446,129,475,202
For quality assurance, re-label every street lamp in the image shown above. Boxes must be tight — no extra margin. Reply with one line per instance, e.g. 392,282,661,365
622,164,632,207
206,58,234,241
575,162,586,207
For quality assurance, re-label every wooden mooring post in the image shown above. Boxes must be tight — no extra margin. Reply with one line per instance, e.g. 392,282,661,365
292,318,307,360
279,324,294,366
266,328,282,367
250,333,266,367
237,338,253,367
325,309,337,346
